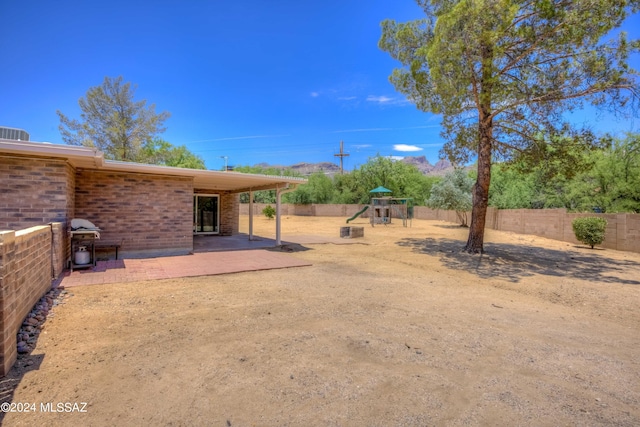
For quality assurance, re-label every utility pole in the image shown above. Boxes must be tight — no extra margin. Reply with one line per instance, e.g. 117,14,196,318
334,140,349,174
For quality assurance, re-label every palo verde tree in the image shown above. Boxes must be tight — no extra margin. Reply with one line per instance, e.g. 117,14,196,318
58,76,171,161
380,0,640,253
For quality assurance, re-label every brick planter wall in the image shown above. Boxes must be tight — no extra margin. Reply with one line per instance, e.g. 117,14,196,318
0,226,55,375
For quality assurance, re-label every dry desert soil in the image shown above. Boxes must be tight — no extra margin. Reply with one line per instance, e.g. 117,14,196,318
1,215,639,426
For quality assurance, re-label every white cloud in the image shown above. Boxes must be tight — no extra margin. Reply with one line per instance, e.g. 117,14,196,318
367,95,394,104
388,156,405,161
393,144,423,152
338,96,357,101
310,92,320,97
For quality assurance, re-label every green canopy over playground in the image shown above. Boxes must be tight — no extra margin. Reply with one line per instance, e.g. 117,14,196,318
369,186,392,194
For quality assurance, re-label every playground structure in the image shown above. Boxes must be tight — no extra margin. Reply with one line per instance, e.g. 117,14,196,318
346,186,414,227
370,197,413,227
346,205,369,223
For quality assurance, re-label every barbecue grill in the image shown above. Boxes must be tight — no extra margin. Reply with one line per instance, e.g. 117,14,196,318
69,219,100,271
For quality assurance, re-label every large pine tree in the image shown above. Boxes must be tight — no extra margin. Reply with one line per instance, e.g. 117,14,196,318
380,0,639,253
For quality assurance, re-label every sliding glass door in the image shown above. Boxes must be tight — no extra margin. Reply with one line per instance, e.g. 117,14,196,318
193,195,219,234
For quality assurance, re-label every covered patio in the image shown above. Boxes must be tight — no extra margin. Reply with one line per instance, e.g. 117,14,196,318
0,139,308,258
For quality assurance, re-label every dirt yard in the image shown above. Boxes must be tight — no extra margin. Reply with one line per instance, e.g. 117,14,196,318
2,215,639,426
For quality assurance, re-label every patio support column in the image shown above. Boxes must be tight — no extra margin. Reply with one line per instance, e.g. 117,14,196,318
275,184,298,246
248,189,254,241
276,186,282,246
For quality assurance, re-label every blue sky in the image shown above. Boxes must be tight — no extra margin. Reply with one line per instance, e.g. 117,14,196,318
1,1,639,172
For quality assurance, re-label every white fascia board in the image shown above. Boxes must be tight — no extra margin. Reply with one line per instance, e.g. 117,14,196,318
0,139,307,191
0,139,104,167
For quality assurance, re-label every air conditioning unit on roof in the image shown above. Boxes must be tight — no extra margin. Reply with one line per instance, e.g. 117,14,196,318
0,126,30,141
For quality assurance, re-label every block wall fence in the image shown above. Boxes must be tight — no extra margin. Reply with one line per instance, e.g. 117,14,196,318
0,223,64,376
240,203,640,254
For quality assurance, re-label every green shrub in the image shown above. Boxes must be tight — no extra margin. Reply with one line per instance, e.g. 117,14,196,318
572,217,607,249
262,205,276,219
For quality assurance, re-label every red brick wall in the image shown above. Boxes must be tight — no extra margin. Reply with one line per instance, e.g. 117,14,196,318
75,170,193,257
0,155,75,231
0,226,53,375
220,192,239,236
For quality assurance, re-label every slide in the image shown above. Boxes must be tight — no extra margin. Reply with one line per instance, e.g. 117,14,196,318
346,205,369,223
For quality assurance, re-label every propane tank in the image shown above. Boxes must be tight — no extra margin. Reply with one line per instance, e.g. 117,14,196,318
75,246,90,265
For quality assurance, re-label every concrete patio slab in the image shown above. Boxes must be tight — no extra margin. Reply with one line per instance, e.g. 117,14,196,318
193,233,362,252
59,232,361,288
60,249,312,288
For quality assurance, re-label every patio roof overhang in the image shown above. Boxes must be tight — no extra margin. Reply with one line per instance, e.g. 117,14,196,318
0,139,306,193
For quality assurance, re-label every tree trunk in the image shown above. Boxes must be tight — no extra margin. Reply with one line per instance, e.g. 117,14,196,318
465,42,494,254
465,120,492,253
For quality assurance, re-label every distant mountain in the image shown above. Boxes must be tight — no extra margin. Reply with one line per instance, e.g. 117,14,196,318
252,157,461,176
290,162,341,175
251,162,341,176
401,156,458,176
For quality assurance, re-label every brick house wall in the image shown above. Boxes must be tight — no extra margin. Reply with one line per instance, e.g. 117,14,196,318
220,192,239,236
75,169,194,257
0,155,75,231
1,152,263,259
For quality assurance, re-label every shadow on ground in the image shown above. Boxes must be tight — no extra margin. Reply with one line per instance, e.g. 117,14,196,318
266,243,312,253
397,237,640,285
432,224,469,229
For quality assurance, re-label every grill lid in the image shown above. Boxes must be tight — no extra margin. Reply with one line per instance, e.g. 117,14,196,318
71,218,100,231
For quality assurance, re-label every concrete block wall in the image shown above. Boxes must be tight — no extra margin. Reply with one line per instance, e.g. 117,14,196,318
0,226,54,376
239,203,640,254
0,155,75,231
314,204,363,217
241,203,291,216
241,203,463,223
75,170,193,257
563,212,628,252
623,214,640,253
413,206,463,223
240,203,366,218
483,209,640,253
